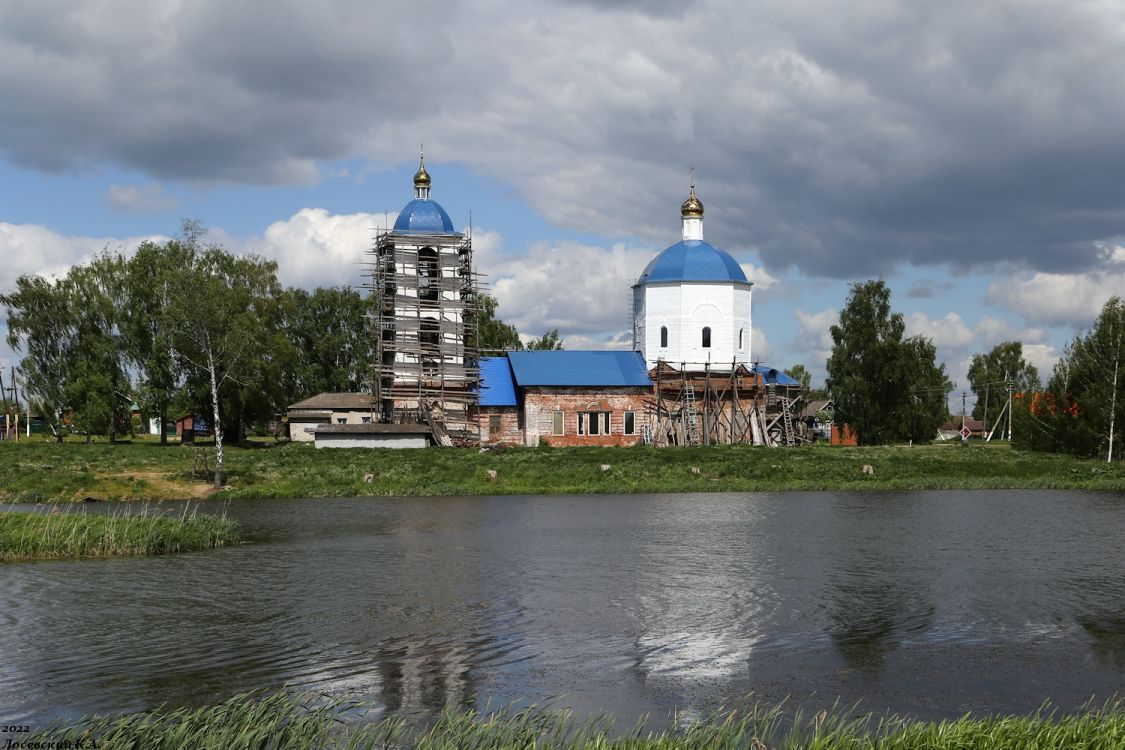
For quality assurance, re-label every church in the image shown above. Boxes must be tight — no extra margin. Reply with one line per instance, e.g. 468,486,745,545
474,171,801,447
288,156,802,448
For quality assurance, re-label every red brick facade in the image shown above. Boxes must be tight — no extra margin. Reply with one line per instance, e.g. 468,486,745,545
523,387,648,447
474,406,523,446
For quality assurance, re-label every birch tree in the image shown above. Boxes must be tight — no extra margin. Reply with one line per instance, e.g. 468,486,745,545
165,242,280,486
1033,297,1125,460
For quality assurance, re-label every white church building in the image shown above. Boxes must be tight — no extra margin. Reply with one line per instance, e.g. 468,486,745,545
632,179,753,371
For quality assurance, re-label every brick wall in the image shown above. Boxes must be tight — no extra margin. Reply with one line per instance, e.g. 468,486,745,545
474,406,523,446
524,387,648,447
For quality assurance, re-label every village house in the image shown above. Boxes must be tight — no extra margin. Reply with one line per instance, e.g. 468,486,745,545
286,392,378,442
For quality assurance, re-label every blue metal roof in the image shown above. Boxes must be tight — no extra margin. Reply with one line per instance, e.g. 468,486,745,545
637,240,748,284
479,356,518,407
507,351,652,387
753,365,800,386
393,199,456,233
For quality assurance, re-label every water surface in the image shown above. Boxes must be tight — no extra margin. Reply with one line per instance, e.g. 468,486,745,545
2,490,1124,725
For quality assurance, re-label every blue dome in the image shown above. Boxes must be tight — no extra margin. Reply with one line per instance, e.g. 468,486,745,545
393,199,456,233
637,240,748,284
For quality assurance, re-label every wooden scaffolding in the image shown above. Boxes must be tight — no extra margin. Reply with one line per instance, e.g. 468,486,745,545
645,360,806,447
366,229,481,445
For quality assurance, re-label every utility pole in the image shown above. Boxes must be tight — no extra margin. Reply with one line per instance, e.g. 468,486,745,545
1005,372,1013,442
961,391,967,428
982,384,989,437
10,366,20,442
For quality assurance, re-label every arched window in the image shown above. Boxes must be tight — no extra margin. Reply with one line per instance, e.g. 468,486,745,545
702,326,711,348
739,328,744,349
418,247,438,301
660,326,668,348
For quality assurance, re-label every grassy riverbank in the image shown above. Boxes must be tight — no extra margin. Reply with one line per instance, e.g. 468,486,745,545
1,439,1123,502
0,505,240,560
30,691,1125,749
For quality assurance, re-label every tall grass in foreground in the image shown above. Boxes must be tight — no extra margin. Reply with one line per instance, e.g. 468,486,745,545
0,503,240,560
34,691,1125,749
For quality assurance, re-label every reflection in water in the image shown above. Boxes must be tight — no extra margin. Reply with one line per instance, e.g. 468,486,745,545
2,491,1124,726
1080,614,1125,672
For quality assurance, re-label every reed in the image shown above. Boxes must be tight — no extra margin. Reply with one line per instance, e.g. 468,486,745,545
0,503,240,560
32,691,1125,749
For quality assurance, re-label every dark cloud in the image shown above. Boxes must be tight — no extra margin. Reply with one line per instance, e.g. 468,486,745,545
2,0,1123,278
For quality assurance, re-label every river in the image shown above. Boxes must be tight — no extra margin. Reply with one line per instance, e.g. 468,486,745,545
2,490,1124,726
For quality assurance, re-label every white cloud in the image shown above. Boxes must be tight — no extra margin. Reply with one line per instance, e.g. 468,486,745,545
904,311,977,350
0,222,165,292
106,184,179,214
485,239,654,340
986,269,1125,328
740,262,778,292
252,208,379,289
795,307,838,352
751,327,773,362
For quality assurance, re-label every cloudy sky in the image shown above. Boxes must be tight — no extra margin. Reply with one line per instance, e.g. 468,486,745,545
3,0,1125,410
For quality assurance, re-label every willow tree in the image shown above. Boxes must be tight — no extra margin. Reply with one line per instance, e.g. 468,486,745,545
1,275,74,441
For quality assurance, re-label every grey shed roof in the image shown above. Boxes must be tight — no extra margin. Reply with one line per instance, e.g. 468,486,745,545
288,392,375,410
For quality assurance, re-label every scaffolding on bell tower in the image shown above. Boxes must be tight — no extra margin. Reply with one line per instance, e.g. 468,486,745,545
365,227,481,445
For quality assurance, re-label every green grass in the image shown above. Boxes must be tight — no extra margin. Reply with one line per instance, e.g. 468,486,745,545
31,691,1125,749
0,504,240,560
2,439,1124,503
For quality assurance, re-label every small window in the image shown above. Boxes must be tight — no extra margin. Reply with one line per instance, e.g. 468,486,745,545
577,412,586,436
361,416,372,424
702,326,711,348
624,411,635,435
590,412,600,435
489,414,501,436
739,328,744,349
553,411,564,435
660,326,668,348
337,417,347,424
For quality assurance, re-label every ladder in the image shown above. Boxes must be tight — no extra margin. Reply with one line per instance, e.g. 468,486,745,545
683,384,701,445
780,397,796,446
642,422,653,445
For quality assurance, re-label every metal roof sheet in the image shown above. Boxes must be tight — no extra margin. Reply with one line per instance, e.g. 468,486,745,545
393,198,456,233
507,351,653,387
753,365,800,386
479,356,518,406
636,240,748,284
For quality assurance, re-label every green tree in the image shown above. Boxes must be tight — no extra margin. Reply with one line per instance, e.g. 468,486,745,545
164,237,281,486
1,275,74,441
1026,297,1124,461
278,286,372,400
967,341,1040,429
525,328,564,350
124,240,192,444
65,252,132,443
784,364,812,391
826,280,951,445
901,336,954,443
477,294,522,352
